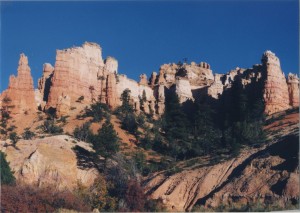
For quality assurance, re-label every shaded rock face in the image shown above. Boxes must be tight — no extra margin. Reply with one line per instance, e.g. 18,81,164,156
262,51,290,114
0,54,36,115
0,135,99,190
37,63,55,109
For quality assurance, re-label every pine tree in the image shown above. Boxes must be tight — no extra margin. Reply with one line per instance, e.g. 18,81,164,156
0,151,15,185
92,120,119,158
163,93,191,159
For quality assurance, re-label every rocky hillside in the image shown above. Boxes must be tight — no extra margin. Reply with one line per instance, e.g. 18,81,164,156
144,109,299,211
0,42,299,212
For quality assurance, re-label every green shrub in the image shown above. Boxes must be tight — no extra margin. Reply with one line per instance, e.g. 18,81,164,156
73,122,93,142
85,102,109,122
39,120,63,134
121,113,138,134
22,128,36,140
9,132,19,145
0,151,15,185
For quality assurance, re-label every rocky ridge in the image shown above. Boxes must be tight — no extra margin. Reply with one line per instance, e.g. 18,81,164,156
0,43,298,118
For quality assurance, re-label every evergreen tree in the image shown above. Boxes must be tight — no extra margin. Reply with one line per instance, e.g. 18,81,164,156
92,120,119,158
163,93,191,160
120,89,133,113
0,151,15,185
192,103,222,155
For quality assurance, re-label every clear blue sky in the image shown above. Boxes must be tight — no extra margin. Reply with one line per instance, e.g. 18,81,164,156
1,1,299,92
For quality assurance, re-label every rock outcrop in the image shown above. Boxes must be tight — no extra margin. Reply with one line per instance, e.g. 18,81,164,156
144,115,299,211
262,51,290,114
139,74,148,86
0,135,99,190
0,54,36,115
46,42,104,110
175,77,194,103
287,73,299,107
37,63,54,109
1,43,298,117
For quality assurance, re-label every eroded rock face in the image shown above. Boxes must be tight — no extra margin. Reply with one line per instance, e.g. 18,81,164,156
117,74,155,113
56,94,71,117
46,42,104,110
144,132,299,211
139,74,148,86
207,74,224,99
287,73,299,107
175,77,194,103
0,54,36,115
2,43,298,117
0,135,99,190
38,63,55,109
262,51,290,114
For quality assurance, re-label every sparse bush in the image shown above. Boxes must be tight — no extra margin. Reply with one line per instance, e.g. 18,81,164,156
22,128,36,140
9,132,19,145
39,120,63,134
85,102,109,122
73,122,92,142
1,185,90,212
77,96,84,103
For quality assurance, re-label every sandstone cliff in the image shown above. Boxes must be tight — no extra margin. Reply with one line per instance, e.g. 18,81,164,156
1,43,298,117
262,51,290,114
0,54,36,115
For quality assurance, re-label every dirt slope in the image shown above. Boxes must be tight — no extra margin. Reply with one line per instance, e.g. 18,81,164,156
144,110,299,211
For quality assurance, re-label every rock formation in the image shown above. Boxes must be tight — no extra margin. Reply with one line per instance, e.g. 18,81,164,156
0,54,36,115
144,121,299,211
262,51,290,114
56,94,71,117
46,42,104,110
37,63,55,109
139,74,148,86
287,73,299,107
1,43,298,117
175,77,194,103
0,135,98,190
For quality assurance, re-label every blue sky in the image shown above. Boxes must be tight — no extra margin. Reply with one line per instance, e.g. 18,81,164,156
1,1,299,92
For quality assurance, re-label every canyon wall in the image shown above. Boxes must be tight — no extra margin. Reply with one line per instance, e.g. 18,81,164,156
1,43,298,117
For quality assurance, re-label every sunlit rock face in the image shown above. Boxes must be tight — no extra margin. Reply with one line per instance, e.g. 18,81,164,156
287,73,299,107
1,42,298,117
46,42,105,111
0,54,36,115
262,50,290,115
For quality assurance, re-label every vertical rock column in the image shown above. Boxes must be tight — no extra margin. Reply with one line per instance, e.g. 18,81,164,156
262,51,290,115
1,54,37,114
287,73,299,107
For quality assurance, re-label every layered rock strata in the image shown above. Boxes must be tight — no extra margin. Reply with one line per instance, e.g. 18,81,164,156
262,51,290,114
1,43,298,117
0,54,36,115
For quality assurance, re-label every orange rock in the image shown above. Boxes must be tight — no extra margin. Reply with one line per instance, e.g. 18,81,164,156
262,51,290,115
287,73,299,107
0,54,36,115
